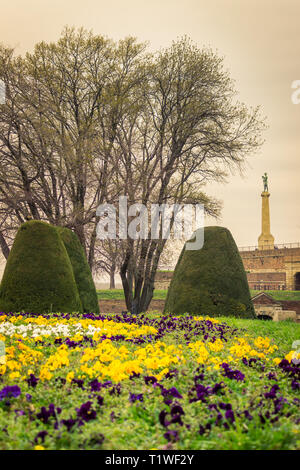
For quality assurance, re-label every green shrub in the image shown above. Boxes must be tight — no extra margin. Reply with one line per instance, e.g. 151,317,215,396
164,226,255,318
56,227,99,314
0,220,82,314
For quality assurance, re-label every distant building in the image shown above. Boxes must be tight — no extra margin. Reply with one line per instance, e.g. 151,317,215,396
239,188,300,291
251,292,299,322
239,243,300,291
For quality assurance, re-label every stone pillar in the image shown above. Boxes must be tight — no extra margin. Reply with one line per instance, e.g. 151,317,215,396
258,191,274,250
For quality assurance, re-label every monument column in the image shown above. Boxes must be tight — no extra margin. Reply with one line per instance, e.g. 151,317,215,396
258,190,274,250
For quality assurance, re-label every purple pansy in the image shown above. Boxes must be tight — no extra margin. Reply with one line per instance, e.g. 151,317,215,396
221,363,245,382
26,374,39,388
163,429,179,442
89,379,102,392
76,401,97,423
62,418,77,432
36,404,61,424
129,393,143,403
34,430,48,443
0,385,21,400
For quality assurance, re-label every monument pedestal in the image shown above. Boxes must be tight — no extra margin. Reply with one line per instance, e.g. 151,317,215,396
258,191,274,250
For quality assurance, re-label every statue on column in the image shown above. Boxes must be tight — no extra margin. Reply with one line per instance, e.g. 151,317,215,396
262,172,268,192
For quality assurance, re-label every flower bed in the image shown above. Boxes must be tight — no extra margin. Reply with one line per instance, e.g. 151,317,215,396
0,312,299,450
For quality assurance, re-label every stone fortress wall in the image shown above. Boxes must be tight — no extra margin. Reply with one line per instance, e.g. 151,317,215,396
239,244,300,291
154,245,300,291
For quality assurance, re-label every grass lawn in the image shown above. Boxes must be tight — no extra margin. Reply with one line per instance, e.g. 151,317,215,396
97,289,168,300
98,289,300,302
0,311,299,450
250,290,300,301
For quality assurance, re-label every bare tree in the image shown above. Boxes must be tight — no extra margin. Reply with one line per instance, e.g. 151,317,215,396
93,239,123,289
0,32,265,314
113,38,265,313
0,29,147,268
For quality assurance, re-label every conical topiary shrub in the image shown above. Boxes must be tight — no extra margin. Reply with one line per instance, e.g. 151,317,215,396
164,226,255,318
56,227,99,314
0,220,82,314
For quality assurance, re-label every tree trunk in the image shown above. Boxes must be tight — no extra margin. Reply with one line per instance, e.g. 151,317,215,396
140,278,155,312
120,248,134,312
109,264,116,289
88,220,98,270
131,239,166,314
0,232,10,259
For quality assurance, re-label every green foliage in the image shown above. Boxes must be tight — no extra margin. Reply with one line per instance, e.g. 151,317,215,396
56,227,99,314
164,226,255,318
0,220,82,314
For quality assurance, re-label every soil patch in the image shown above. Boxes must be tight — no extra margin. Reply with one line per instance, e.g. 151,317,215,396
99,299,165,313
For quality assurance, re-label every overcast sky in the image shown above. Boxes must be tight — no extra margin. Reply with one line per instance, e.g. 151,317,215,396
1,0,299,248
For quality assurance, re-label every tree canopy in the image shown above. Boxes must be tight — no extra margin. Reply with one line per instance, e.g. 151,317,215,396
0,28,266,313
